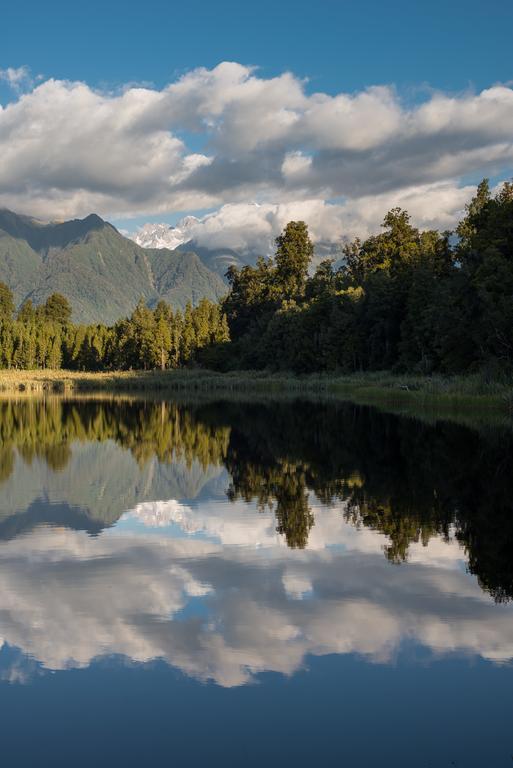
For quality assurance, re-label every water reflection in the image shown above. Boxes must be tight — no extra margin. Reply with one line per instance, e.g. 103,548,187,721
0,396,512,685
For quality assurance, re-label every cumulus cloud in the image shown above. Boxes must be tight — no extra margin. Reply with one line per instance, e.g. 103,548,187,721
149,182,473,257
0,62,512,240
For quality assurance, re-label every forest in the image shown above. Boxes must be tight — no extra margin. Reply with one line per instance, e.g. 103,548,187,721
0,178,512,375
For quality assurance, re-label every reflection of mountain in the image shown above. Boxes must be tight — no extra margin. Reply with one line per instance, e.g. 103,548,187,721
0,399,229,537
1,396,513,603
0,499,105,539
1,395,513,687
0,444,226,536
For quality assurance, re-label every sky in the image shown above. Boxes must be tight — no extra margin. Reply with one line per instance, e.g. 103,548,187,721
1,0,513,250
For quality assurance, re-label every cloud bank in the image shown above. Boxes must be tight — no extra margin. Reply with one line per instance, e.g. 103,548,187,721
1,62,513,244
135,185,474,258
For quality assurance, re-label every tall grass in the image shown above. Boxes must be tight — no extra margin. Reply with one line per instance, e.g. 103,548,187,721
1,368,513,431
1,367,512,402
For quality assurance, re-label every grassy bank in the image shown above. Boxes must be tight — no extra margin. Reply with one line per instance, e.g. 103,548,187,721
1,367,512,411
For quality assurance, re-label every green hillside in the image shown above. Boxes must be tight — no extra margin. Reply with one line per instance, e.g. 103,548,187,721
0,209,226,324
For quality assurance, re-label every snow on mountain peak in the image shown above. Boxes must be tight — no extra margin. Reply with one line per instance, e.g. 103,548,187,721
131,217,200,250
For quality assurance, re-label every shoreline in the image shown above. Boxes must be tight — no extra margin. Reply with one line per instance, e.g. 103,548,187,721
1,368,512,418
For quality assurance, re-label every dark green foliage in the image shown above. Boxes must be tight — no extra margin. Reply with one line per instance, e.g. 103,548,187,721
0,291,229,372
456,181,513,368
217,180,513,375
274,220,313,299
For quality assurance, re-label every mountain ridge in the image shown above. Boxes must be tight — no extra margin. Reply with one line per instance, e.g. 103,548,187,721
0,209,226,324
130,219,343,278
131,219,252,278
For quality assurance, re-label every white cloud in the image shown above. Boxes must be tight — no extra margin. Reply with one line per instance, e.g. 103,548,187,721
137,182,473,257
0,62,512,239
281,151,313,181
0,65,35,93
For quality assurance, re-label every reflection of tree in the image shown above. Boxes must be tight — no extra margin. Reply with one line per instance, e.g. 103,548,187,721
204,400,513,601
227,458,314,549
344,498,448,563
1,397,513,600
0,399,229,479
220,403,320,548
274,472,313,550
0,445,14,484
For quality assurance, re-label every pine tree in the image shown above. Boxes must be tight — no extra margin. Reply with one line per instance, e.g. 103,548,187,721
154,315,172,370
0,282,15,321
180,302,196,363
17,299,35,323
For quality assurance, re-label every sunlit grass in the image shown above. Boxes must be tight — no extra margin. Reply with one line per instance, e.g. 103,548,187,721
1,367,512,409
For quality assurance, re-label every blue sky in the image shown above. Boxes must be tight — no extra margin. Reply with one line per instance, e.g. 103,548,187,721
3,0,512,95
1,0,513,247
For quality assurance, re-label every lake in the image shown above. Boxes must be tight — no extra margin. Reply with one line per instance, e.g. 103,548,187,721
0,396,512,767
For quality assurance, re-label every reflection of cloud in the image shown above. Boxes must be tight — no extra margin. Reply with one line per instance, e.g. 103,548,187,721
282,570,313,600
126,496,466,565
0,501,512,688
124,498,284,547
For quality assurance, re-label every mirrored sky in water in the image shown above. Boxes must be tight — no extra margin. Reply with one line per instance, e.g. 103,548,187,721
0,397,512,766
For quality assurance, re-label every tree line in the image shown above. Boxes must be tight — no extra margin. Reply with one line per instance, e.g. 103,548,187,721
0,178,512,374
0,291,229,371
221,179,513,374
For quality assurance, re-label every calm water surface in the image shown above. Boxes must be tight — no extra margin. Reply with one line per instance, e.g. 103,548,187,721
0,397,512,767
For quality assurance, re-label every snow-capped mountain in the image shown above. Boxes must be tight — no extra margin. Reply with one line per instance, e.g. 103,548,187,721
129,216,257,279
131,217,200,250
129,208,343,279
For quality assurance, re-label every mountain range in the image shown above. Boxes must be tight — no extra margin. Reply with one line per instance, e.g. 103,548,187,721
0,209,226,325
131,219,254,277
131,219,343,278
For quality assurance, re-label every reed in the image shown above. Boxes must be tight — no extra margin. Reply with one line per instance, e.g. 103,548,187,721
0,367,512,408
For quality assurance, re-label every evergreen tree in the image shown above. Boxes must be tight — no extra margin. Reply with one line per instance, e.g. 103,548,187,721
0,282,15,321
154,314,172,370
180,302,196,363
17,299,35,323
44,293,72,325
